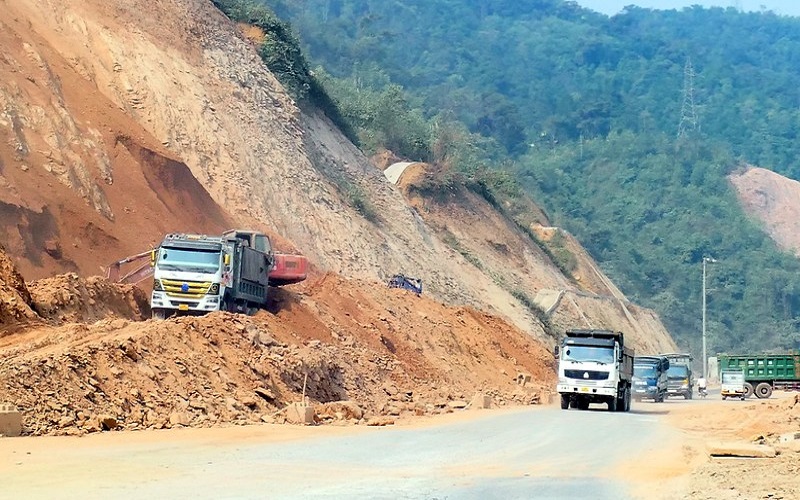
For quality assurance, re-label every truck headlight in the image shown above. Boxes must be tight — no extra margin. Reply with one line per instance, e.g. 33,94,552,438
153,279,163,291
207,283,220,295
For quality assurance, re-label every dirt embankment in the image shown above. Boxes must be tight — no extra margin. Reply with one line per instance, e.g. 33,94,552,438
0,247,555,436
669,394,800,499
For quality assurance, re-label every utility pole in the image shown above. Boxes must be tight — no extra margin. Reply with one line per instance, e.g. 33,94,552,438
702,257,717,379
677,58,698,138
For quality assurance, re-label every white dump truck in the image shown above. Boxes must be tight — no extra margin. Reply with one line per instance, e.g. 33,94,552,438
556,329,634,412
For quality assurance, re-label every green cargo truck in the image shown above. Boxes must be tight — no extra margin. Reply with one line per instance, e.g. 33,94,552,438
717,353,800,399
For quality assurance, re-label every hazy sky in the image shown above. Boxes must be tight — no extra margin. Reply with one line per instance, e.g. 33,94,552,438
574,1,800,17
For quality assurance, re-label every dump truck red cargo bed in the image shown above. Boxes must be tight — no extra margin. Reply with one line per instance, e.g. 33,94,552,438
269,254,308,286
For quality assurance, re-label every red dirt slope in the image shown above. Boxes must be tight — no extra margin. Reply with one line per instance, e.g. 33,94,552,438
0,11,233,280
0,246,556,436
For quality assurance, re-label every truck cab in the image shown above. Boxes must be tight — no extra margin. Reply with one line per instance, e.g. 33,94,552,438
150,230,274,319
720,369,746,400
664,353,694,399
632,356,669,403
556,329,633,412
150,233,227,319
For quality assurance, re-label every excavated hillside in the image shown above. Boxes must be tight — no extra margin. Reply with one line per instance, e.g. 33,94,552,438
0,0,677,350
382,160,676,354
0,249,554,436
730,166,800,256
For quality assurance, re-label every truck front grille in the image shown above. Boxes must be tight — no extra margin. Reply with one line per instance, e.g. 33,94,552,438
564,370,610,380
161,279,211,298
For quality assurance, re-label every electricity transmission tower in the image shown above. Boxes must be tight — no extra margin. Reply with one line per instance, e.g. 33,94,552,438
677,58,699,138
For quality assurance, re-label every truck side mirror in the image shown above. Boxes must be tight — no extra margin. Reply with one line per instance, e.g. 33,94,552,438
553,345,560,358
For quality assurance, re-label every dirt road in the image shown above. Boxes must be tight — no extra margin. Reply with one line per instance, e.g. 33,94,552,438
2,393,798,499
1,403,688,499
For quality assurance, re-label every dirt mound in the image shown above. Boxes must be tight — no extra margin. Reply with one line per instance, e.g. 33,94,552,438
0,272,556,436
0,245,40,334
28,274,150,324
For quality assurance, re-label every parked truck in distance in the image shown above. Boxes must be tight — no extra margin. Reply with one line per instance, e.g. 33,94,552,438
717,353,800,399
664,353,694,399
555,329,634,412
632,356,669,403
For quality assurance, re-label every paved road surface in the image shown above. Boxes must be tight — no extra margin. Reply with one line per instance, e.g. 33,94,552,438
1,402,694,500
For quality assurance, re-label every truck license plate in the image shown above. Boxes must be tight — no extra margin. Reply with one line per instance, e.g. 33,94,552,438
580,387,589,393
178,304,189,311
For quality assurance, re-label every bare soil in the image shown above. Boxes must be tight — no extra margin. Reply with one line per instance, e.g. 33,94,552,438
730,167,800,256
0,246,555,436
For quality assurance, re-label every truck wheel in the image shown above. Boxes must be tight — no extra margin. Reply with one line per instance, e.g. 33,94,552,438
722,395,727,400
743,382,754,399
577,399,589,411
608,396,618,412
624,389,632,412
152,308,166,320
560,395,570,410
755,382,773,399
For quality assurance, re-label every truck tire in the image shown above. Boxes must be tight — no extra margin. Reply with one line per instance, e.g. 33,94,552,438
755,382,773,399
152,308,166,320
608,395,618,412
624,389,632,412
743,382,754,399
560,395,570,410
577,399,589,411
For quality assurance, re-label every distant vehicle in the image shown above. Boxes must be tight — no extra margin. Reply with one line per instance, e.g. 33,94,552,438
664,353,694,399
717,353,800,399
388,274,422,295
555,329,633,412
632,356,670,403
720,369,746,401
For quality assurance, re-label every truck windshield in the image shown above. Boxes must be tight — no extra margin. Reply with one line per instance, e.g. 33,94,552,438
158,247,221,272
667,365,689,378
634,365,656,378
722,372,744,383
562,345,614,364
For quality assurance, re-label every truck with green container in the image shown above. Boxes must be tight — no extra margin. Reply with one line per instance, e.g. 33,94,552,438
717,353,800,399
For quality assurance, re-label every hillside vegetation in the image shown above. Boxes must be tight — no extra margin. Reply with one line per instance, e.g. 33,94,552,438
257,0,800,353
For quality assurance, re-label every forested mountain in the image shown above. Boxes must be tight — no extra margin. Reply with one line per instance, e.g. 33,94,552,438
256,0,800,354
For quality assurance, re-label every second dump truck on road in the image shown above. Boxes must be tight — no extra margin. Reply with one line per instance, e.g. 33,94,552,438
632,355,669,403
556,329,634,412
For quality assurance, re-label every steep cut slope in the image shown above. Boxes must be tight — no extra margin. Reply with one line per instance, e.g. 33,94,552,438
386,161,676,353
0,6,233,279
730,166,800,256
